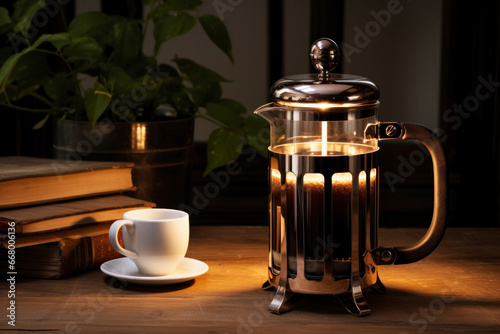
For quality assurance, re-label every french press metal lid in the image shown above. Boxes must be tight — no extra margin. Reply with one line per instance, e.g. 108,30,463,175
273,38,379,107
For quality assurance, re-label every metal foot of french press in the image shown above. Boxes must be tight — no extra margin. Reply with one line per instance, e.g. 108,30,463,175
262,281,296,314
268,284,296,314
335,277,371,317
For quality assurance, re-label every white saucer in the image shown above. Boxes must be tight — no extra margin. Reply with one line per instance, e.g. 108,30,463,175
100,257,209,285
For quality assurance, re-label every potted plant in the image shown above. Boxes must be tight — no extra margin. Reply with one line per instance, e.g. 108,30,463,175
0,0,268,208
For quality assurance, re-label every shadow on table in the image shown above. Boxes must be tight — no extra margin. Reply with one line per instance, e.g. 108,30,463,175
103,275,196,293
264,286,500,316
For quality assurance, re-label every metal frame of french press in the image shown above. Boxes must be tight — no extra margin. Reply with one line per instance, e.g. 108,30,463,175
264,150,382,316
263,120,447,316
260,38,447,316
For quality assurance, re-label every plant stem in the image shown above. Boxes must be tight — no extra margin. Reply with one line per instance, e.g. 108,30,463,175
27,91,58,109
0,65,15,96
0,101,54,113
21,29,31,47
197,113,226,129
59,4,68,31
32,48,80,96
198,113,246,141
33,48,74,73
142,0,160,48
2,89,10,104
56,49,73,72
142,14,150,42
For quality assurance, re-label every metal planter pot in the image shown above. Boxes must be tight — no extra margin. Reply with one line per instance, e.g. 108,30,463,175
53,118,194,209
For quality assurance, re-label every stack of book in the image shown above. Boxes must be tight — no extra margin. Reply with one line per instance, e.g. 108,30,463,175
0,156,155,278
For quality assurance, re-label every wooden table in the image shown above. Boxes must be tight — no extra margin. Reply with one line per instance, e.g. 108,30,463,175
2,226,500,333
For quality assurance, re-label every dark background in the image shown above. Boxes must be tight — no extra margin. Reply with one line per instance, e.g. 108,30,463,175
1,0,499,227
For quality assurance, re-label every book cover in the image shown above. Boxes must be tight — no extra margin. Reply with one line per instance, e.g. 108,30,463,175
0,156,136,209
0,195,155,234
0,222,114,248
1,233,123,279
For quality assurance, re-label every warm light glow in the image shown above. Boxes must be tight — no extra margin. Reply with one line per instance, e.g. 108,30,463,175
132,124,146,150
272,170,377,193
272,169,298,184
332,172,352,195
332,172,352,185
275,170,376,185
295,85,315,93
271,168,281,180
359,171,366,187
331,170,377,185
304,173,325,186
272,142,378,156
278,101,361,109
321,121,328,156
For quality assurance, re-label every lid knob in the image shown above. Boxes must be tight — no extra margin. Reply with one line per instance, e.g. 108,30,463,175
310,38,340,80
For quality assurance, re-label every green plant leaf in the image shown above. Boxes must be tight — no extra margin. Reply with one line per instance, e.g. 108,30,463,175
126,55,157,78
205,128,243,176
84,82,112,126
153,12,196,54
0,33,72,94
19,32,72,51
107,66,135,93
218,98,246,114
190,82,222,106
68,11,114,39
142,0,157,6
199,14,233,63
0,47,12,64
62,36,103,63
206,99,246,128
43,32,72,49
43,72,75,106
157,63,180,78
0,53,23,93
173,58,227,83
26,33,71,51
111,20,142,64
169,91,196,115
174,58,227,107
0,7,12,34
147,0,202,20
9,51,50,93
174,58,227,106
12,0,46,33
32,113,50,130
242,114,269,157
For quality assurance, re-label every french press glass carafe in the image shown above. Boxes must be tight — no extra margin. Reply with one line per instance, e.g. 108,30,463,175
254,38,447,316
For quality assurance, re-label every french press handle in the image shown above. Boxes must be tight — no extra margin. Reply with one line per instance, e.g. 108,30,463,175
375,122,447,265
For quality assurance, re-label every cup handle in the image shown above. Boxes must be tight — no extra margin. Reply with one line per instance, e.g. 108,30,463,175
376,122,447,265
109,220,138,258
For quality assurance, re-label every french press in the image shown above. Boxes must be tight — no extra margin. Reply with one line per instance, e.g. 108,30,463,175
254,38,447,316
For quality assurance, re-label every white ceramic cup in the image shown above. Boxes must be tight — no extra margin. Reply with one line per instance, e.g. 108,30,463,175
109,208,189,276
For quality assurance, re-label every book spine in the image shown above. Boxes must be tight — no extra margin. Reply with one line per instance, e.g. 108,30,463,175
57,233,123,279
5,233,123,279
0,217,15,233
